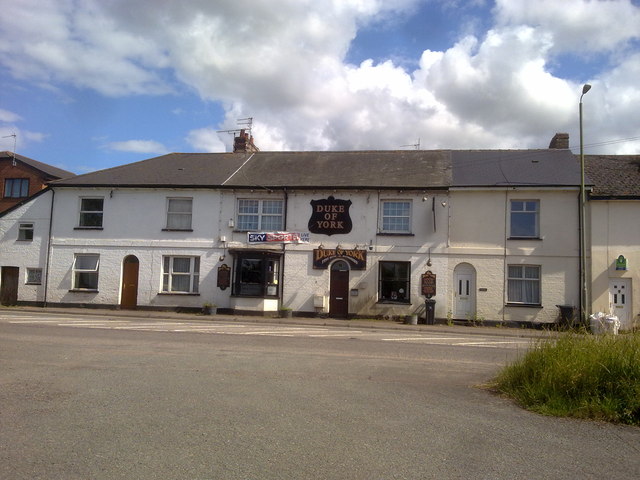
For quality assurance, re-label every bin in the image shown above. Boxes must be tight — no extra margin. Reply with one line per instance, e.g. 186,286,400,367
556,304,576,327
424,299,436,325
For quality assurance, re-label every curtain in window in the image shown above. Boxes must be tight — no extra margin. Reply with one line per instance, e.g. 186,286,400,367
167,199,192,229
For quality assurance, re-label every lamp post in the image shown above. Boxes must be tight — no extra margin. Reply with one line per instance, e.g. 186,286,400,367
579,83,591,324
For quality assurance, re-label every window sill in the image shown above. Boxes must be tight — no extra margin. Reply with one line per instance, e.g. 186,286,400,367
16,239,33,242
69,289,99,293
376,233,414,237
377,300,411,305
157,292,200,296
26,283,42,286
74,227,103,230
505,303,543,309
162,229,194,232
508,237,542,241
231,294,279,299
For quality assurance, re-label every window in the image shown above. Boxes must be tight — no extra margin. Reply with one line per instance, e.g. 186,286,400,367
18,223,34,241
162,256,200,293
237,199,283,231
510,200,539,238
4,178,29,198
380,200,411,233
79,198,104,228
26,268,42,285
378,261,410,303
507,265,541,305
72,254,100,290
232,253,280,297
166,198,193,230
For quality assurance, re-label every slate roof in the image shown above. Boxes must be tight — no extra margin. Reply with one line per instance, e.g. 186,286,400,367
584,155,640,198
452,149,583,187
0,151,75,179
50,148,582,190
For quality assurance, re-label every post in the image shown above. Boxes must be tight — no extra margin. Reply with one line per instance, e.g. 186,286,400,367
579,84,591,324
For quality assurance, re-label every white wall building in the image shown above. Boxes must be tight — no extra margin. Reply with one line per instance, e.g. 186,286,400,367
1,145,600,326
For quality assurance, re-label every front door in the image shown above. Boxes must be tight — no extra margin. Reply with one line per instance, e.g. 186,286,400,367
454,273,473,319
0,266,19,306
609,279,631,328
120,256,139,310
329,260,349,318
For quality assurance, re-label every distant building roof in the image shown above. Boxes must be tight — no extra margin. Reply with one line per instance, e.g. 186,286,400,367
0,151,75,179
584,155,640,198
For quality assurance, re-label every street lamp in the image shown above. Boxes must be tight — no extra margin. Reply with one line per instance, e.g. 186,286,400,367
579,84,591,324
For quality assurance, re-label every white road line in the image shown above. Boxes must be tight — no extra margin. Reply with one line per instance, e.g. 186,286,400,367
382,337,468,341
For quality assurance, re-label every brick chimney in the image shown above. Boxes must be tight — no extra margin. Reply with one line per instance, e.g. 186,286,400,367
233,129,259,153
549,133,569,149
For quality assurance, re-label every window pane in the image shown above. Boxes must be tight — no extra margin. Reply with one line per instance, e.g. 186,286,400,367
237,215,259,230
262,200,283,215
510,200,538,237
76,255,99,270
81,198,103,211
379,261,410,302
238,199,258,214
261,215,283,231
171,275,190,292
26,268,42,284
172,257,191,273
382,201,411,232
76,272,98,290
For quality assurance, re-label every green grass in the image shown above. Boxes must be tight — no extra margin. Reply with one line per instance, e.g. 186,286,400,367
493,332,640,425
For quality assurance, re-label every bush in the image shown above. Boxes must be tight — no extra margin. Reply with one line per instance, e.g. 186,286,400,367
493,332,640,425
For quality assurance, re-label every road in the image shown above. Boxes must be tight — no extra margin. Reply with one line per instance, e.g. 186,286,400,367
1,310,639,479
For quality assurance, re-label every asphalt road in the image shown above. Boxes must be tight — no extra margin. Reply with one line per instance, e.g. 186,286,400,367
1,311,639,479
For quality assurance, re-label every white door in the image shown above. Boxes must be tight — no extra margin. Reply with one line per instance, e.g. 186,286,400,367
609,279,631,329
454,273,473,318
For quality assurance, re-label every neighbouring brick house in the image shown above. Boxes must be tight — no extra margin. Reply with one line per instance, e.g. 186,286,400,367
1,151,75,214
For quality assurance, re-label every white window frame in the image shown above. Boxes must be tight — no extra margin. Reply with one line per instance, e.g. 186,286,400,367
162,256,200,294
72,254,100,291
78,197,104,228
165,197,193,230
26,268,42,285
507,265,541,305
18,222,34,241
380,200,412,234
236,199,284,231
509,200,539,239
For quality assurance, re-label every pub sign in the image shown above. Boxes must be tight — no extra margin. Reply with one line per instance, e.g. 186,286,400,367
308,196,353,236
313,248,366,270
421,271,436,298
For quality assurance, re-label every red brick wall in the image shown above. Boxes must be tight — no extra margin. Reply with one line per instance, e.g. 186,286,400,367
0,158,51,213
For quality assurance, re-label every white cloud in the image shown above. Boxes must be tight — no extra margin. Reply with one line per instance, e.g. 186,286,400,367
186,127,227,153
107,140,169,154
0,109,22,123
0,0,638,155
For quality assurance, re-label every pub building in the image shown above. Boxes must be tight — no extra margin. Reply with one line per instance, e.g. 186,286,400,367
1,137,590,326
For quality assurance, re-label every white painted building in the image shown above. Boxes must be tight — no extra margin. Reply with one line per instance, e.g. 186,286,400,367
0,144,605,326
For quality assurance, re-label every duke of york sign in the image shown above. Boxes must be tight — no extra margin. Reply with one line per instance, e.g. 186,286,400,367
308,196,353,236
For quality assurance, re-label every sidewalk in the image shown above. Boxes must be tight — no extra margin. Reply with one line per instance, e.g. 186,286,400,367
2,304,557,339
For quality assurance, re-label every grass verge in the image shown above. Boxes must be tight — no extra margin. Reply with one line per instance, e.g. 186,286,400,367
492,332,640,425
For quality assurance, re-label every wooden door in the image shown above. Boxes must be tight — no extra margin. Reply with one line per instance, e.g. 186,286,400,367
329,260,349,318
120,256,139,310
0,266,19,306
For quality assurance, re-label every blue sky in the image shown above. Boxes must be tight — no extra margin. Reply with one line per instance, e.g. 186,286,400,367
1,0,639,174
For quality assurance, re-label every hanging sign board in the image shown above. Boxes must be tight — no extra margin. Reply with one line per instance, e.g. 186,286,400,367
421,271,436,298
308,196,353,236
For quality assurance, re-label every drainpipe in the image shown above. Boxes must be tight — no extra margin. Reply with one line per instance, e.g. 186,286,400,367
43,188,55,306
280,188,288,307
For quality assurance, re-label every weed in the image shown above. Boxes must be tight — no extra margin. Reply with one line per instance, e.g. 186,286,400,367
493,332,640,425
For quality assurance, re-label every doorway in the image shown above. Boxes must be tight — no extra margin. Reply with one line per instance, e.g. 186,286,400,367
609,278,632,329
120,255,139,310
453,263,476,319
0,266,19,306
329,260,350,318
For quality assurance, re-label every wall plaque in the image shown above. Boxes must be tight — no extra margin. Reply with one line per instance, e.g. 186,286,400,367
615,255,628,271
217,264,231,290
313,248,366,270
308,196,352,236
421,271,436,298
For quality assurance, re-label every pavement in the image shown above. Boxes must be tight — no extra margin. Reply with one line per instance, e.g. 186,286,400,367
1,304,559,339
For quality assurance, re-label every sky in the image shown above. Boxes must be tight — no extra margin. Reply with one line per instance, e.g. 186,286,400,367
0,0,639,174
